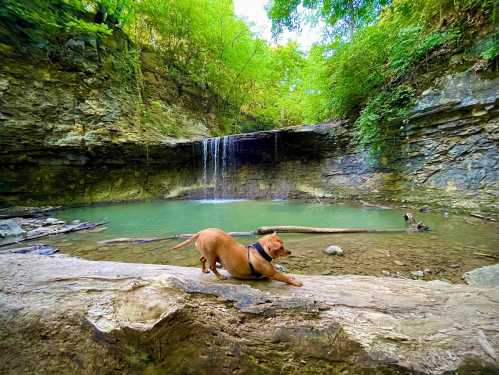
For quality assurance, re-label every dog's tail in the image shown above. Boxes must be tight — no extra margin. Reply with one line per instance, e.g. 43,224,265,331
170,232,200,250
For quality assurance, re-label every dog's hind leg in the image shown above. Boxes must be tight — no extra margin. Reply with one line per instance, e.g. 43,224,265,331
200,256,210,273
209,257,227,280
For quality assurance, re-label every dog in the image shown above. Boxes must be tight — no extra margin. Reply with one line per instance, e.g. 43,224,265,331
170,228,303,287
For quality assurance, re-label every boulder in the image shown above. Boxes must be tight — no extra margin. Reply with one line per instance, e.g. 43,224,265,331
0,219,24,238
0,253,498,374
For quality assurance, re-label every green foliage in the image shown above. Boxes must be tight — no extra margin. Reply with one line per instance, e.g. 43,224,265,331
268,0,391,38
476,33,499,61
1,0,495,142
355,85,415,159
269,0,495,159
0,0,112,45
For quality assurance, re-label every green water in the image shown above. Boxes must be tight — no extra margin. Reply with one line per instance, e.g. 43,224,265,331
51,199,498,283
56,199,407,237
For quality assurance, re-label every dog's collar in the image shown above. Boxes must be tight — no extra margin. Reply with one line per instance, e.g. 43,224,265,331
250,242,273,263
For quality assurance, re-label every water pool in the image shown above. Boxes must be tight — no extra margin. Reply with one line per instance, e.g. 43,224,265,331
49,200,498,283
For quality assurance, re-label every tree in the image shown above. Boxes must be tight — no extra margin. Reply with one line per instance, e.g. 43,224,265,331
267,0,391,38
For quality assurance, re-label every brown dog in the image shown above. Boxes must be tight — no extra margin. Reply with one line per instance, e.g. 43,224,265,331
170,228,303,287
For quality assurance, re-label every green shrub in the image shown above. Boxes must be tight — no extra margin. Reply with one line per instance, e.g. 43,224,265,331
0,0,111,46
355,85,415,160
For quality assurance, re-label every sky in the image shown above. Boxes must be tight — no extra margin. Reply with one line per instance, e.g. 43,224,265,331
233,0,322,52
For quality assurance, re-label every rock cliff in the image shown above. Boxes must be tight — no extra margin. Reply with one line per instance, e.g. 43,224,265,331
0,29,497,213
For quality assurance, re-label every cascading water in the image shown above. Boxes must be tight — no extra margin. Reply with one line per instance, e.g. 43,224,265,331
202,138,209,197
201,135,236,198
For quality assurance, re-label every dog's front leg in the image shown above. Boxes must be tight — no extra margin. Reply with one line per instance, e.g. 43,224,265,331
269,271,303,287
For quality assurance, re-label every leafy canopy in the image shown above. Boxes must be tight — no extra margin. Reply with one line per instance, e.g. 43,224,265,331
1,0,496,140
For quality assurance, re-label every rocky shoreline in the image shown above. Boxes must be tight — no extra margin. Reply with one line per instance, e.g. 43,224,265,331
0,252,497,374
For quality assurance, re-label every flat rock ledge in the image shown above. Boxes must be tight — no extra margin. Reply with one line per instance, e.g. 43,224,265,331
0,253,498,374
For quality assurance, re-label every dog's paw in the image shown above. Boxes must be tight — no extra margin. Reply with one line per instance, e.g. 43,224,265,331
202,269,210,273
291,278,303,287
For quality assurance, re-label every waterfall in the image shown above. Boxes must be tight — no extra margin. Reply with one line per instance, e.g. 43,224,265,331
202,138,208,197
212,137,220,195
201,135,235,198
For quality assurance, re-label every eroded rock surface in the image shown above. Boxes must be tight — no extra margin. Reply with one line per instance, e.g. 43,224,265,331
464,263,499,287
0,253,498,374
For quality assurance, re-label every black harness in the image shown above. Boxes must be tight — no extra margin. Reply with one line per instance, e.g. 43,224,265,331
247,242,273,279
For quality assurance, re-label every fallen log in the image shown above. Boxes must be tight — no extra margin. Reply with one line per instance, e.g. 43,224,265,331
470,213,497,222
100,232,255,246
360,200,392,209
256,226,404,235
176,231,255,239
98,236,174,245
473,252,499,260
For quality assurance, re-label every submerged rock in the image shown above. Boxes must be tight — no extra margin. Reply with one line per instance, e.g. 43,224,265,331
324,245,344,256
9,244,58,256
1,253,498,374
44,217,65,226
463,263,499,287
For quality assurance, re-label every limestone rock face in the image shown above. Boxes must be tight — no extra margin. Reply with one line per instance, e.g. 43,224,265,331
0,28,497,213
0,32,216,206
0,253,498,374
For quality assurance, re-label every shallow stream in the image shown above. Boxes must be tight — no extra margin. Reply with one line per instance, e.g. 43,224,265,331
48,199,498,283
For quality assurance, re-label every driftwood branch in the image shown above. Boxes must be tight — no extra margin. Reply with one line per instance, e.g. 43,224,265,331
256,226,404,235
99,232,255,245
176,231,254,239
470,213,497,222
473,252,498,260
98,236,175,245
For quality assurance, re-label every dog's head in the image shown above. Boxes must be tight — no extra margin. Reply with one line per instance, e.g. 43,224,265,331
260,232,291,259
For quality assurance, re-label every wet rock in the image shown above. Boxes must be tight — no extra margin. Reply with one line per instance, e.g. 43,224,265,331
463,263,499,287
0,206,62,219
65,38,85,51
9,244,58,256
324,245,344,256
394,260,405,266
274,264,287,273
0,253,498,374
0,219,25,238
44,217,65,225
382,270,391,276
411,270,425,278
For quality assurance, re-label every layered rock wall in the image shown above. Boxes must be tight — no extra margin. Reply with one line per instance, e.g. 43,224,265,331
185,71,498,213
0,31,497,213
